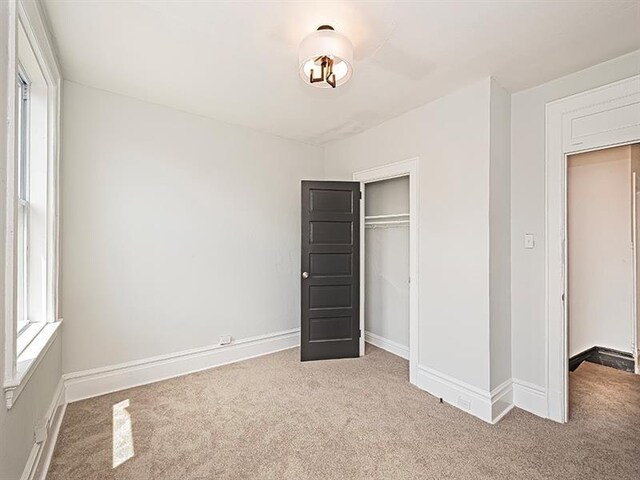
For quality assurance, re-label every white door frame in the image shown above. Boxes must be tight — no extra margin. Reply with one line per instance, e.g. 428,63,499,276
545,74,640,423
353,157,419,385
632,172,638,375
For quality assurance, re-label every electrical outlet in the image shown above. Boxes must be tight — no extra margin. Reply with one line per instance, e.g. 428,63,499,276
219,335,232,345
34,423,47,444
456,396,471,411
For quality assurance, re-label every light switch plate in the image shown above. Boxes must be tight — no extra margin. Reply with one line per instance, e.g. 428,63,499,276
524,233,535,249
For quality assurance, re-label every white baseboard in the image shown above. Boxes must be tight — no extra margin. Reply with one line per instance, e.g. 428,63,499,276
20,378,67,480
513,378,547,419
415,365,515,424
490,378,514,424
35,382,67,480
364,331,409,360
416,364,493,423
64,328,301,403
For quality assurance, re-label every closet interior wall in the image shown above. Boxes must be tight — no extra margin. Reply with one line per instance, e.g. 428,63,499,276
364,176,410,350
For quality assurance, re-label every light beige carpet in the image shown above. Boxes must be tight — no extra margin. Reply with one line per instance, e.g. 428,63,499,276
48,346,640,480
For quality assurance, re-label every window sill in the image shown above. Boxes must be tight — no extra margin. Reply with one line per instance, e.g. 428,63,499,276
3,321,61,409
16,322,46,357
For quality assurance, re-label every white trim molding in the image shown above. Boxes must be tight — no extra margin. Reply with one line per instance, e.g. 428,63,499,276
491,379,514,424
5,321,60,408
364,331,409,360
3,0,19,395
416,365,513,424
513,378,547,419
20,377,66,480
545,74,640,423
64,328,301,403
353,157,420,385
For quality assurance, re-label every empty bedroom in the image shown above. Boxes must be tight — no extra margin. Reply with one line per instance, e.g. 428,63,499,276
1,1,640,479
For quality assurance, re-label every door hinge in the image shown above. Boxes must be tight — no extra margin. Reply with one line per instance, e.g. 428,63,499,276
359,329,362,338
359,191,362,200
562,293,565,302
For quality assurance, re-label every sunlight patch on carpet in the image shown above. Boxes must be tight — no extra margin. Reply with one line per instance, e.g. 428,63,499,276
112,399,134,468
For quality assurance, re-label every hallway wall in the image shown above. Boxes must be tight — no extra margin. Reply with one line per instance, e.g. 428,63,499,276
568,146,635,356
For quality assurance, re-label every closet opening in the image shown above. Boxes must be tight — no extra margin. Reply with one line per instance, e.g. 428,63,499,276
354,158,419,384
364,176,410,364
567,143,640,418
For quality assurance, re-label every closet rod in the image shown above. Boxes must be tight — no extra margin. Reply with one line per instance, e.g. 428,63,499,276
365,224,409,229
365,220,410,228
364,213,410,220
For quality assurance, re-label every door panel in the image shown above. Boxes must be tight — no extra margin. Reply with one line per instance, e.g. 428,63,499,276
309,253,352,277
309,316,352,341
301,181,360,361
309,285,352,309
310,189,353,213
310,221,353,244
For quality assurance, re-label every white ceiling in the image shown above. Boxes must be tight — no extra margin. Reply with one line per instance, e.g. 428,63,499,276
43,0,640,145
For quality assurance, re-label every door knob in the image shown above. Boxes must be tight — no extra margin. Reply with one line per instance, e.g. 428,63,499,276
302,271,309,279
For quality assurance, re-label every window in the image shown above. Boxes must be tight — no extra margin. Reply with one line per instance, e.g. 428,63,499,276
14,31,50,358
3,3,61,410
16,62,47,358
14,47,49,357
16,66,30,339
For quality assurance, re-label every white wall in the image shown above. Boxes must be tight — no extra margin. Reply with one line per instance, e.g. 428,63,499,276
511,50,640,388
61,81,324,374
325,78,494,391
0,337,62,479
568,146,634,356
365,177,410,347
488,79,512,390
1,2,63,479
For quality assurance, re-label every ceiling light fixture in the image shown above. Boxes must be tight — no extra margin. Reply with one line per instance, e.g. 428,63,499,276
298,25,353,89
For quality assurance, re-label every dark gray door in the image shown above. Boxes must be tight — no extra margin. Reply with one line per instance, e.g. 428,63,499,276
301,181,360,361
